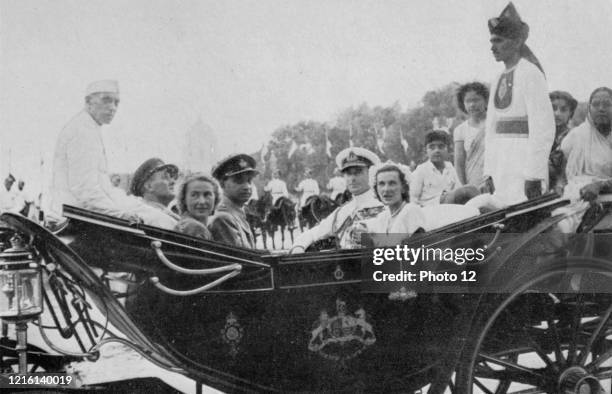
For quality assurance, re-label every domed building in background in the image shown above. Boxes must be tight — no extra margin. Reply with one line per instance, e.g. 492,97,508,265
181,117,219,175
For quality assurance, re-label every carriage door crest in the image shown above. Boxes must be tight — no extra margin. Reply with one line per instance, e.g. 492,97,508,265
220,312,244,358
308,298,376,362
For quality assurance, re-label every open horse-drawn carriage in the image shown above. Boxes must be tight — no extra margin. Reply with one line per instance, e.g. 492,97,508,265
0,193,611,393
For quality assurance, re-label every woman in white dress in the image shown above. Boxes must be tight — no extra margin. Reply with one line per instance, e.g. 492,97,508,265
356,162,425,299
454,82,489,187
352,163,425,244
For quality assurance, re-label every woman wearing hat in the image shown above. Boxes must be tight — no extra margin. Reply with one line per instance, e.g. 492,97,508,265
174,173,219,240
483,2,555,203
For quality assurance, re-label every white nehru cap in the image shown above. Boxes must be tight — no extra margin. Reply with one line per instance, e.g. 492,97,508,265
85,80,119,96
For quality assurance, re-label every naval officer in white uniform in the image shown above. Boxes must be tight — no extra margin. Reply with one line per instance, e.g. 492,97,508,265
291,147,384,252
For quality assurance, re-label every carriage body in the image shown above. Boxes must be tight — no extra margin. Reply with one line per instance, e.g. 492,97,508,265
0,193,610,393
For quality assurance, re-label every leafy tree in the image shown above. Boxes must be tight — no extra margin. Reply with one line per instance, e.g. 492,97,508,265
257,81,487,191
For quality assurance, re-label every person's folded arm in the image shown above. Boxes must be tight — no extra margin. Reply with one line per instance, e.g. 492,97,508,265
65,128,129,218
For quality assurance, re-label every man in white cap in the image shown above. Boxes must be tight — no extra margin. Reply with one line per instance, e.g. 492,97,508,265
291,147,384,251
49,80,177,229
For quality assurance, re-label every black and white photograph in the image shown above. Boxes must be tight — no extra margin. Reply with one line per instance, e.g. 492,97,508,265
1,0,612,393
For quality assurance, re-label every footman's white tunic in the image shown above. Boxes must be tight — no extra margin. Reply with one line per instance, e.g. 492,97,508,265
483,58,555,204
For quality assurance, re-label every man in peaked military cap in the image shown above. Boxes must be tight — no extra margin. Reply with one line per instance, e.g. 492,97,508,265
483,2,554,204
129,158,180,223
209,154,259,248
291,147,384,252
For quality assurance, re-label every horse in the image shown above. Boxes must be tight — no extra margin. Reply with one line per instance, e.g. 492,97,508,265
299,194,339,230
245,197,270,249
334,189,352,206
266,193,296,250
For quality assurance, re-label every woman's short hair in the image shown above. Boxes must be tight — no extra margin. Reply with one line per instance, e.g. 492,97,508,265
176,173,221,215
373,163,410,202
550,90,578,118
456,82,490,114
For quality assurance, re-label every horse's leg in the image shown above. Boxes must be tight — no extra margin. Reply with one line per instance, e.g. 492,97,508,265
260,224,266,249
280,225,285,249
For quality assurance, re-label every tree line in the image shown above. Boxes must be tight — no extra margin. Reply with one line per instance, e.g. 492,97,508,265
251,81,588,195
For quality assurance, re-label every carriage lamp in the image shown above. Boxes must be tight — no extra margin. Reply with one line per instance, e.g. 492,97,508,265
0,234,43,373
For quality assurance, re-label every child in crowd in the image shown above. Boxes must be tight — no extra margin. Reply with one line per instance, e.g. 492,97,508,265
410,130,479,207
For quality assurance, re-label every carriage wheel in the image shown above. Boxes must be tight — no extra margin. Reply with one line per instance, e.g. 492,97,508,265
456,258,612,394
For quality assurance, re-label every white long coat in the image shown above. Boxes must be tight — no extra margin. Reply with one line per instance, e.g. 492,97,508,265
50,110,176,229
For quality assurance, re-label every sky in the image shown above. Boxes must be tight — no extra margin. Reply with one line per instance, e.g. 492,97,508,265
1,0,612,195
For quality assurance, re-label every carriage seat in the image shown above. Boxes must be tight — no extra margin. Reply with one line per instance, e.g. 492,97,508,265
421,204,480,231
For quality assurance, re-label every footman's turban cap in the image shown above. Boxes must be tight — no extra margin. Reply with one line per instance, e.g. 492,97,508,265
488,2,527,40
488,2,544,74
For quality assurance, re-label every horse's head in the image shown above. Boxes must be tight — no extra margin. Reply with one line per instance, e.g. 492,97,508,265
301,195,337,227
246,193,271,219
279,197,296,221
335,189,352,206
261,191,273,210
268,196,295,226
313,195,337,219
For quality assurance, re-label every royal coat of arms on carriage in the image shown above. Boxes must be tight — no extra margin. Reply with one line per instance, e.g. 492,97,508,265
308,298,376,362
220,312,244,358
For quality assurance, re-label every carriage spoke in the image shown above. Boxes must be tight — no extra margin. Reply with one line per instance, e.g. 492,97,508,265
593,366,612,379
546,316,565,365
522,328,558,371
497,307,557,370
473,363,545,388
473,377,494,394
578,302,612,366
505,389,547,394
587,348,612,370
477,353,546,381
566,294,585,366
